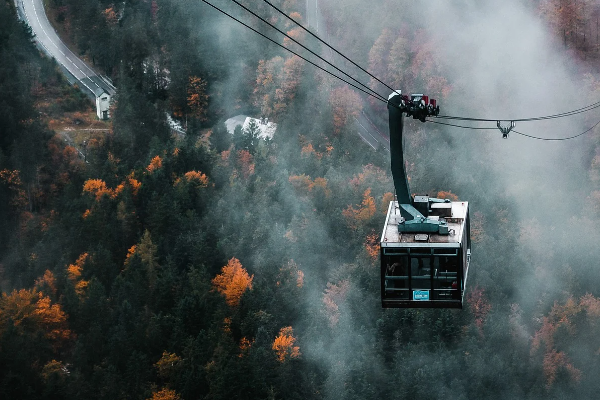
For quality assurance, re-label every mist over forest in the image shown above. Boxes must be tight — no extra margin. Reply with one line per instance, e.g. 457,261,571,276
2,0,600,398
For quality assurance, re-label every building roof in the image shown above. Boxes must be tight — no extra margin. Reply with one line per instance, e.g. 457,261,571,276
92,86,108,98
381,201,468,247
225,115,277,140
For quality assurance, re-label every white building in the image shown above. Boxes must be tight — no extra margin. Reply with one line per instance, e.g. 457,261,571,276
224,115,276,139
94,87,111,120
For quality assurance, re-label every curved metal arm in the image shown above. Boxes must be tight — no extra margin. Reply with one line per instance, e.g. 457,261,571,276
388,93,412,205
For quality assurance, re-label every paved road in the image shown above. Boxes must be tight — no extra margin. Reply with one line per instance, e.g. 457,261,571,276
306,0,389,152
18,0,115,98
355,111,390,151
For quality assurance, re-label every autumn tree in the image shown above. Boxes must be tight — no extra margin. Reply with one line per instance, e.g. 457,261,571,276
0,169,28,213
322,280,350,328
66,253,90,297
368,29,409,91
187,75,209,121
148,387,181,400
329,86,362,135
539,0,593,49
155,351,182,382
467,286,491,332
342,188,377,230
530,294,600,387
82,178,113,201
254,55,304,118
236,150,255,180
147,155,164,174
272,326,300,362
364,232,379,261
0,288,70,345
212,258,254,307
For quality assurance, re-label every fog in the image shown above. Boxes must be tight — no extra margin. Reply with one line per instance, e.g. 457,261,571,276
262,0,600,397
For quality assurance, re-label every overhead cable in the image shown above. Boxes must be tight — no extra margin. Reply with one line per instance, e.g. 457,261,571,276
430,117,600,141
229,0,387,102
512,118,600,140
205,0,600,136
260,0,398,94
436,100,600,123
426,120,497,130
200,0,388,102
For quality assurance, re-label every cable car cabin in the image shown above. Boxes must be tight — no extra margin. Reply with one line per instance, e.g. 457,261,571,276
382,90,472,308
380,199,471,308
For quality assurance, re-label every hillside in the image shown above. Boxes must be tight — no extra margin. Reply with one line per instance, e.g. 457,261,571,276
3,0,600,399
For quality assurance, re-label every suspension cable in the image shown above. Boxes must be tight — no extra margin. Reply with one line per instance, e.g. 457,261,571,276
206,0,600,135
200,0,389,103
260,0,398,95
230,0,387,102
436,101,600,122
426,120,497,130
512,118,600,140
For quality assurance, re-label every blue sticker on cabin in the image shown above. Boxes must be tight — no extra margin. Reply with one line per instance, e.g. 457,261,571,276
413,290,429,301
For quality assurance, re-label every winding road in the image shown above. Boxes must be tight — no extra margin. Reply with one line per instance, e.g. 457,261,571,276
16,0,115,98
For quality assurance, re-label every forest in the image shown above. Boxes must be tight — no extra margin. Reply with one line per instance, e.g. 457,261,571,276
2,0,600,398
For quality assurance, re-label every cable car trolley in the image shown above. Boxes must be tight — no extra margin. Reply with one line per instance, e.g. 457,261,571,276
381,91,471,308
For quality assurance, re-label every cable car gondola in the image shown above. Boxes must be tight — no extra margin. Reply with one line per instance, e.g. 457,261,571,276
381,92,471,308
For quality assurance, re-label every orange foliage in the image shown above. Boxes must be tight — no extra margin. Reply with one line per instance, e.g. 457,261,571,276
155,351,182,378
322,280,350,328
539,0,586,44
297,270,305,288
364,232,379,261
148,388,181,400
0,169,27,210
128,173,141,196
467,286,491,331
530,294,600,386
125,245,137,262
35,270,57,296
272,326,300,362
286,12,302,27
183,171,209,187
66,253,89,296
220,149,231,163
187,76,209,121
254,55,303,118
288,174,312,193
436,191,459,201
342,188,377,229
311,177,330,197
212,258,254,307
83,179,113,200
147,156,163,173
301,143,316,157
329,86,362,135
237,150,255,179
82,209,91,219
283,27,306,48
114,183,126,197
288,175,330,198
0,288,70,344
239,336,254,358
104,6,118,25
542,349,581,387
349,164,390,190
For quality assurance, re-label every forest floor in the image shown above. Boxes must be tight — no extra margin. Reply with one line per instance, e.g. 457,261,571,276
49,111,110,150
